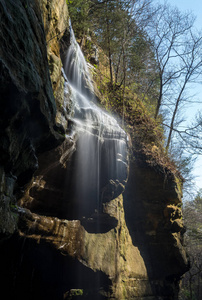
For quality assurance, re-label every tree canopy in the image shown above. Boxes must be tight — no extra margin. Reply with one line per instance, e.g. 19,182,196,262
67,0,202,193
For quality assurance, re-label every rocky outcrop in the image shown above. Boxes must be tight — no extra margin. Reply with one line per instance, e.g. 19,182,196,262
39,0,71,129
0,0,189,299
0,0,65,238
0,164,188,299
123,161,188,298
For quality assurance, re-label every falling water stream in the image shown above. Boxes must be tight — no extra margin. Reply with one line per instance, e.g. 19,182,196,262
63,23,128,221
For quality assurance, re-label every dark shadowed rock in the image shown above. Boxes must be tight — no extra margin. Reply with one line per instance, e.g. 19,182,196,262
0,0,64,236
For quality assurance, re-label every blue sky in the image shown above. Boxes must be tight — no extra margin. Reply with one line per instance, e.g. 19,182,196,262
154,0,202,195
167,0,202,30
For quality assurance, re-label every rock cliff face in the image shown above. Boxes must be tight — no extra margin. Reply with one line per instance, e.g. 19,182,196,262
0,0,65,238
0,0,189,299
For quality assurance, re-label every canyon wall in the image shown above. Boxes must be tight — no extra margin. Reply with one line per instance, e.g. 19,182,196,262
0,0,189,299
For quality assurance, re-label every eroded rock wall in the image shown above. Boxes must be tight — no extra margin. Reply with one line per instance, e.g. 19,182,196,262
0,0,64,238
124,161,189,298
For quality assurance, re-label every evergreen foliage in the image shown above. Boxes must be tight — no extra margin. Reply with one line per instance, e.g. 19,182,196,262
66,0,91,37
180,192,202,300
67,0,159,112
67,0,202,183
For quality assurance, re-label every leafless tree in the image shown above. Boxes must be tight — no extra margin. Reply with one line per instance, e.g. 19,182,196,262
165,31,202,151
146,2,202,154
147,3,196,117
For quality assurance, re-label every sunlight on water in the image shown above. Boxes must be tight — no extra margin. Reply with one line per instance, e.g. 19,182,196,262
63,22,128,216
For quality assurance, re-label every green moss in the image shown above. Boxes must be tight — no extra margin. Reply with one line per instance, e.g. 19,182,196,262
174,175,183,201
65,289,83,299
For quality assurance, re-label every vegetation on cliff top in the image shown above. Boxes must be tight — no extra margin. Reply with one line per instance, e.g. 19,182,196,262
67,0,202,187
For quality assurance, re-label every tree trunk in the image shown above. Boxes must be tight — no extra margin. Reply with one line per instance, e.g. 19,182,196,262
165,81,186,153
155,72,163,119
122,44,126,126
106,19,113,85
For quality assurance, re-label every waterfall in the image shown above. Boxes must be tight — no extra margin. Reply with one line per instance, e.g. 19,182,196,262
63,23,128,221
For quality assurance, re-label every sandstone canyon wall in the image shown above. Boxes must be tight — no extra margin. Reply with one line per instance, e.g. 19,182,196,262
0,0,189,299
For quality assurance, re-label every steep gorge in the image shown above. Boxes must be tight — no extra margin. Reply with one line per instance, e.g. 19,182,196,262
0,0,189,299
